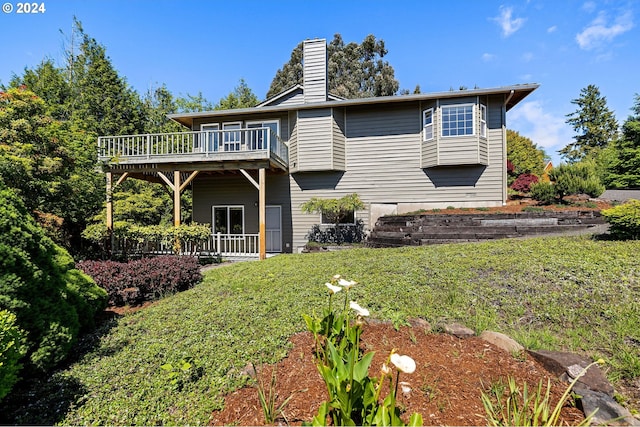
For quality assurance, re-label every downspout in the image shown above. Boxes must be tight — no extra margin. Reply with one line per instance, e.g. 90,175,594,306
502,90,515,206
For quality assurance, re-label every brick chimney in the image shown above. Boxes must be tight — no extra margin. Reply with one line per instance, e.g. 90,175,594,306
303,39,328,103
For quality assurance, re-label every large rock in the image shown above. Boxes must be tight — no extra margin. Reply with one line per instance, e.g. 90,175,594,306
442,323,475,338
577,389,640,426
479,330,524,353
527,350,614,396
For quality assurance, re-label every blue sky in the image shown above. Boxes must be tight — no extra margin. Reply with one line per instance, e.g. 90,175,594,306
0,0,637,164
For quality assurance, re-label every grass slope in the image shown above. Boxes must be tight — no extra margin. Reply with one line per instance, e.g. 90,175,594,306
4,236,640,425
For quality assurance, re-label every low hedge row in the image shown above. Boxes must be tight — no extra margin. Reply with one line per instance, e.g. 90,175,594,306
78,256,202,306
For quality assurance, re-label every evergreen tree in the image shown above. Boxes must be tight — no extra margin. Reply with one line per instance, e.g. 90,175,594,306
603,94,640,188
560,85,618,163
68,18,146,137
215,78,259,110
143,83,183,134
267,34,400,99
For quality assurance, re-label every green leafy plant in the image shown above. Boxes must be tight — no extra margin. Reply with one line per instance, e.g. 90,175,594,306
0,310,26,401
601,199,640,240
481,360,604,426
160,357,201,391
252,363,298,424
303,275,423,426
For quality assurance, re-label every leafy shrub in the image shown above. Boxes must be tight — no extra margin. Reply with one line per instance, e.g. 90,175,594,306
530,182,557,205
306,219,366,245
0,184,107,373
82,222,212,258
549,161,605,198
601,199,640,240
78,256,202,306
510,173,539,193
0,310,26,401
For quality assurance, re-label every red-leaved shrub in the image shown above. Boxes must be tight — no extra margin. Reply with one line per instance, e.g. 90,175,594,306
78,256,202,306
510,173,539,193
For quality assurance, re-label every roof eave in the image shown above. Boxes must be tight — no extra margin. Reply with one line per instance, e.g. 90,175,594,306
168,83,540,127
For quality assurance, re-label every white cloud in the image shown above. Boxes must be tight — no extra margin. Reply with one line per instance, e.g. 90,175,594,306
482,53,496,62
582,1,597,13
576,10,634,50
522,52,534,62
491,6,526,37
547,25,557,33
509,101,573,155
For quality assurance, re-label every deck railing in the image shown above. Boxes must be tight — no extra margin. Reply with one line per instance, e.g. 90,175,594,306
98,128,288,165
114,233,260,258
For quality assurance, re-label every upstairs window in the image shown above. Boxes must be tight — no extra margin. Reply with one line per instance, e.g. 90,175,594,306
423,108,434,141
442,104,474,137
480,104,487,138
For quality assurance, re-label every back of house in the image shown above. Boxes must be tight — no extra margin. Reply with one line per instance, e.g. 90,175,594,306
98,38,538,256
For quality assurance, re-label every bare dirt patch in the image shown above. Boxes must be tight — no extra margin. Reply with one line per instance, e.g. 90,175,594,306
210,322,585,426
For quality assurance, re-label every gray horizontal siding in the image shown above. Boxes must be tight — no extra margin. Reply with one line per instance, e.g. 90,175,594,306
288,111,299,172
332,108,346,171
192,173,293,252
303,40,327,103
297,109,333,171
288,101,507,249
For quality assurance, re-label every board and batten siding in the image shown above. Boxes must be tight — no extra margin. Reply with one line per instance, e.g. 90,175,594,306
288,100,507,250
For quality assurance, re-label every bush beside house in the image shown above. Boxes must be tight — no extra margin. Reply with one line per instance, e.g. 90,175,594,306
0,184,107,377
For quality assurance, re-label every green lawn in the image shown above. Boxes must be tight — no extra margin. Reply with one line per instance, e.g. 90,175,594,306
4,235,639,425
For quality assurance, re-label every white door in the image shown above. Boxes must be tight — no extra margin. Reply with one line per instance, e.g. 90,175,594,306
266,205,282,253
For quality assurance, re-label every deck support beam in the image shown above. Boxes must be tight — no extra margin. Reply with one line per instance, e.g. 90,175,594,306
259,168,266,260
106,171,113,233
239,168,267,260
174,170,181,227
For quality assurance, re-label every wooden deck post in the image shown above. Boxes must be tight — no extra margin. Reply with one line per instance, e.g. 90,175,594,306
106,171,113,254
174,170,181,227
259,168,266,260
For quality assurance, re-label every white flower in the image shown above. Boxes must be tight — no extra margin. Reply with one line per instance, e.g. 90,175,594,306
338,278,357,289
390,353,416,374
381,363,392,376
332,274,342,280
399,381,412,395
349,301,370,317
325,282,342,294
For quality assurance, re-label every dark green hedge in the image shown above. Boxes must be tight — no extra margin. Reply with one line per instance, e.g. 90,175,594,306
0,184,107,374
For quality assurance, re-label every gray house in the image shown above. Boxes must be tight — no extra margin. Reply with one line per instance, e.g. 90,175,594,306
98,38,538,259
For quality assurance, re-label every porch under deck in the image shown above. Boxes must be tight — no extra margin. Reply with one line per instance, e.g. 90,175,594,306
99,128,289,260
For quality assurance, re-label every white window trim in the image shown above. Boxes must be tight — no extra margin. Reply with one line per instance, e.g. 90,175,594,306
212,205,245,235
422,108,434,141
222,121,243,150
440,103,475,138
245,119,281,137
200,123,219,131
480,104,487,138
